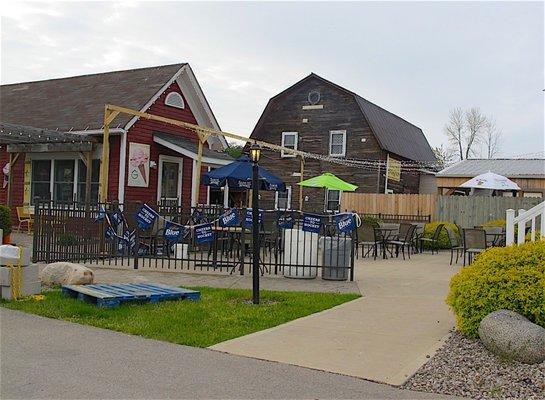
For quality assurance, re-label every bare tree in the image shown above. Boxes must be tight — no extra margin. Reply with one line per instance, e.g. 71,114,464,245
433,144,455,170
444,107,497,160
482,118,502,159
444,107,465,160
464,107,487,159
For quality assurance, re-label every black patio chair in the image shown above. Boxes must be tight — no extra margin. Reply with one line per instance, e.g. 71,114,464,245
387,223,416,260
446,226,463,265
463,228,487,266
419,223,444,254
356,222,381,259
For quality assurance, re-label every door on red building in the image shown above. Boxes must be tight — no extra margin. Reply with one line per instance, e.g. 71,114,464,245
157,155,183,205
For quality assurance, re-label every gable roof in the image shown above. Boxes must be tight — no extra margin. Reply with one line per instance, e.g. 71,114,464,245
437,159,545,179
1,64,186,131
252,73,436,162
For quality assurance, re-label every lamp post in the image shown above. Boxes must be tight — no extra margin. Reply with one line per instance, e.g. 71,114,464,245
249,143,261,305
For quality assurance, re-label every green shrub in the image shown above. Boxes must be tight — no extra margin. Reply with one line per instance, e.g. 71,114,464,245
0,205,12,236
482,219,505,227
446,241,545,337
525,230,542,241
57,233,78,246
421,221,459,249
360,215,382,225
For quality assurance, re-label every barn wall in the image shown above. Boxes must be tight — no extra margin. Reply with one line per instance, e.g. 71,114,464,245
250,76,422,212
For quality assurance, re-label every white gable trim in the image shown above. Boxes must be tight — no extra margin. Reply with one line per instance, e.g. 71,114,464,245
153,136,231,166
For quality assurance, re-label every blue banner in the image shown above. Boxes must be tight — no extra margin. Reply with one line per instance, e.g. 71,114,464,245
110,211,123,227
302,214,321,233
219,208,239,227
278,212,295,229
195,223,214,244
105,226,116,241
123,229,136,250
335,213,356,233
135,204,159,230
163,221,185,242
243,208,264,228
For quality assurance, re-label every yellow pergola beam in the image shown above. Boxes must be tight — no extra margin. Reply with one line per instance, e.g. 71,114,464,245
98,104,304,203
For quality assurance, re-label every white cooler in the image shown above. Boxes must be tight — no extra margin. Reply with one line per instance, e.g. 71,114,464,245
282,229,319,279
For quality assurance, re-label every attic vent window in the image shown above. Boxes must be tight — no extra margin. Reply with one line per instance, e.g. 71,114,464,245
165,92,185,109
308,91,320,105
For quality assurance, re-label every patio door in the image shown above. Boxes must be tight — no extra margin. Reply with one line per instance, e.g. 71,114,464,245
157,155,183,205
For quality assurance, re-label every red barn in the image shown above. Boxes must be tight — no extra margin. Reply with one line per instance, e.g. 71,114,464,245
0,64,231,220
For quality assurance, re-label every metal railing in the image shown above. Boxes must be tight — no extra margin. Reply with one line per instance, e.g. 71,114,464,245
32,201,356,281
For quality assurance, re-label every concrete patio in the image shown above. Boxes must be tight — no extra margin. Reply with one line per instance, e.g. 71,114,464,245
211,251,460,385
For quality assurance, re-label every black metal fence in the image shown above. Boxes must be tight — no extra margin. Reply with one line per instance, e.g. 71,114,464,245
33,201,361,281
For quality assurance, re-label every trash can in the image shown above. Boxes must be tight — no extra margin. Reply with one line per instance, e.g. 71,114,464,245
283,229,318,279
320,236,351,281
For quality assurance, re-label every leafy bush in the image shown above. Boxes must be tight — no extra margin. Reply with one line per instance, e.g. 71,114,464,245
360,215,382,226
446,241,545,337
57,233,78,246
421,221,459,249
525,230,541,241
482,219,505,227
0,205,12,236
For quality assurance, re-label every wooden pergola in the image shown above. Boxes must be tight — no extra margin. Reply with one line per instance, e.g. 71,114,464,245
100,104,308,209
0,122,96,206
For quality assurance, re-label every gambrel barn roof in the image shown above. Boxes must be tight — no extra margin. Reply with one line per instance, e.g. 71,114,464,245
253,73,436,162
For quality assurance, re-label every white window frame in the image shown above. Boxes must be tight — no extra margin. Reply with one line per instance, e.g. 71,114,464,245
281,132,298,158
329,130,347,157
324,189,342,212
165,92,185,109
275,186,292,210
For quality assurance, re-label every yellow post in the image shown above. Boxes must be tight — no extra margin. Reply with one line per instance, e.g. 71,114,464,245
99,109,110,202
192,136,204,208
99,107,120,202
299,156,305,211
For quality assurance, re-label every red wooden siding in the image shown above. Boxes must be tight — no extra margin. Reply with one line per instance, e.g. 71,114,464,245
122,82,209,209
0,147,25,225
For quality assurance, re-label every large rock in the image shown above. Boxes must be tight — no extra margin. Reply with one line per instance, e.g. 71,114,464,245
40,262,94,286
478,309,545,364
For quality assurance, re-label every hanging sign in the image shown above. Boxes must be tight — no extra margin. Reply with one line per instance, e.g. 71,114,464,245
123,229,136,250
195,223,214,244
105,226,116,241
243,208,264,228
278,212,295,229
219,208,239,227
302,214,322,233
335,213,356,233
387,156,401,182
163,221,185,242
110,211,123,227
135,204,159,230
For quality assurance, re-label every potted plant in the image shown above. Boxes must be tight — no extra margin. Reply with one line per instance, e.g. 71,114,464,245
0,205,12,244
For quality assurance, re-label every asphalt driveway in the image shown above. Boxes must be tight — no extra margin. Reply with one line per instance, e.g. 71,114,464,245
0,308,456,399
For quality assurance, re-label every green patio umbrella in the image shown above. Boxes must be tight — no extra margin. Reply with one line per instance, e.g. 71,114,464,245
297,172,358,191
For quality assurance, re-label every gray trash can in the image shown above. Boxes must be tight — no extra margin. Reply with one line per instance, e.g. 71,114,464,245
320,236,352,281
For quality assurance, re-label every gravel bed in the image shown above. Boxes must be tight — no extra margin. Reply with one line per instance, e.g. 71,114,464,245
403,331,545,399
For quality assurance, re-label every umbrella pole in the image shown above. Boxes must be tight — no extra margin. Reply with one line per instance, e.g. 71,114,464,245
299,156,304,211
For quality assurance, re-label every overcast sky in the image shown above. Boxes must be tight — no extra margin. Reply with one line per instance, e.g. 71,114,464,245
1,1,544,158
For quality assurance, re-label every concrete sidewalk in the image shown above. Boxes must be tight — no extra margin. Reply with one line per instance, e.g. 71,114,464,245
211,252,460,385
1,308,459,399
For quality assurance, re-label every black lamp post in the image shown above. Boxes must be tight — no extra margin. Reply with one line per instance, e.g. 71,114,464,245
249,143,261,305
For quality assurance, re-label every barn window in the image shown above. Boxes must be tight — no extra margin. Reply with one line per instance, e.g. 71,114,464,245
325,189,341,212
275,186,292,210
165,92,185,109
281,132,298,157
329,130,346,157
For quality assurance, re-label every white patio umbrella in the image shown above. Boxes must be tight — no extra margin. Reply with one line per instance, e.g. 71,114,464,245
459,171,521,191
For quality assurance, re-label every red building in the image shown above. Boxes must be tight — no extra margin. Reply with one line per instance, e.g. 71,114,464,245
0,63,231,217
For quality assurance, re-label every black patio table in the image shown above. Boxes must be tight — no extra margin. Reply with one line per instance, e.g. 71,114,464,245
374,227,398,259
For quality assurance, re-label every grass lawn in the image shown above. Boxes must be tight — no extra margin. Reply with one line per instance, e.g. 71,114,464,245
0,287,359,347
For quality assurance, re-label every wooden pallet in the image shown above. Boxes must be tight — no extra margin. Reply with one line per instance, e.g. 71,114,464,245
62,283,200,308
